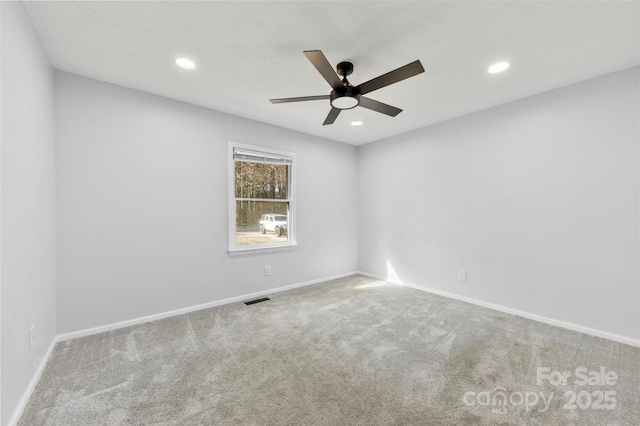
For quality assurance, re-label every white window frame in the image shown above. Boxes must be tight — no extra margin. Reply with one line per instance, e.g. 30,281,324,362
228,141,297,256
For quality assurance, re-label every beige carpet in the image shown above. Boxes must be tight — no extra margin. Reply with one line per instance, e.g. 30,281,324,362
19,275,640,425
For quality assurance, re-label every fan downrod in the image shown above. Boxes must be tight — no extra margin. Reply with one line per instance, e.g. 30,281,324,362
336,61,354,78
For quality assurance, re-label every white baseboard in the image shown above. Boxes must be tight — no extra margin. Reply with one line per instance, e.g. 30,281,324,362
357,271,640,348
57,271,358,342
8,337,58,426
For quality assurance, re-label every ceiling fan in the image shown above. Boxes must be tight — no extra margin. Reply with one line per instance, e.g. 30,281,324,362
270,50,425,125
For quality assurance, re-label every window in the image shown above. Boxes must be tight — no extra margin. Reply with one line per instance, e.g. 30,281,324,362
228,142,296,254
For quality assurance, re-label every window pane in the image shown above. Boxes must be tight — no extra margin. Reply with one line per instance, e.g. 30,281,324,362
235,161,288,199
235,200,289,245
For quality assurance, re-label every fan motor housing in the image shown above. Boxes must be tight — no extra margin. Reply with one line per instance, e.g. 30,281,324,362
330,86,361,110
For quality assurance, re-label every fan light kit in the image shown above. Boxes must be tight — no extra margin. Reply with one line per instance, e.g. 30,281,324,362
488,62,509,74
351,120,363,127
270,50,425,125
176,58,196,70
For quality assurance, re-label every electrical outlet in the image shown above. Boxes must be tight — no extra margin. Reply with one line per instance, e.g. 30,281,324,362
458,269,466,281
264,265,272,276
29,325,35,350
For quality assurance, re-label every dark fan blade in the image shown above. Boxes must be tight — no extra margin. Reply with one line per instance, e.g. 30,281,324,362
323,107,341,125
356,60,424,95
270,95,329,104
358,97,402,117
304,50,343,90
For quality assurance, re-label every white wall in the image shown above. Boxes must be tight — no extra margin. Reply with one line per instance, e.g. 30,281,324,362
1,2,57,424
358,67,640,341
54,71,358,334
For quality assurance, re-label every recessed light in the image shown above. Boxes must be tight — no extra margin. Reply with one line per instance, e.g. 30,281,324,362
175,58,196,70
351,120,363,127
488,62,509,74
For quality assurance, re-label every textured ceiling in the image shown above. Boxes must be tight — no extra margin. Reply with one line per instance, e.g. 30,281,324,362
22,1,640,145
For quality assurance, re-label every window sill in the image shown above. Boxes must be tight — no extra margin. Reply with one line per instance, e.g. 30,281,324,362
227,243,298,257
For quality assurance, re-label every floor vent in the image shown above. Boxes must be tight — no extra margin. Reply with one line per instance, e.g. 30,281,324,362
244,297,270,306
